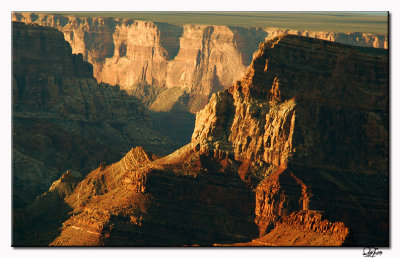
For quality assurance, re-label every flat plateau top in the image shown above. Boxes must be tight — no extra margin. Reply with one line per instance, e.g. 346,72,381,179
54,12,388,34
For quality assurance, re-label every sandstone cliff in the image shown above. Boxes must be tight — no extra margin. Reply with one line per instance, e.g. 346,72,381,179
12,12,388,153
12,22,176,207
14,35,388,247
12,12,388,103
191,35,388,246
192,36,388,170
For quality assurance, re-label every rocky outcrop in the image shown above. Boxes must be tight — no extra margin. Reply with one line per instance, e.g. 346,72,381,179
225,210,349,246
14,145,257,246
12,12,388,102
192,35,388,170
13,147,155,246
191,35,388,246
12,22,177,208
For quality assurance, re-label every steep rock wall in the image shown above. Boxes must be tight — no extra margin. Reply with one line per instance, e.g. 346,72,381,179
191,35,388,246
13,12,388,99
192,35,388,172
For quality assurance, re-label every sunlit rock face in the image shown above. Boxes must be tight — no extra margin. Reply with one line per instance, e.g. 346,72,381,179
13,12,388,100
192,35,388,246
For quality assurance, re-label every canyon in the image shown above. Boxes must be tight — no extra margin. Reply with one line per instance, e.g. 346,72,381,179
12,20,388,247
12,12,388,112
12,12,389,158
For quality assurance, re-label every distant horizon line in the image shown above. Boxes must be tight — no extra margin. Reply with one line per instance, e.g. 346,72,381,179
13,11,388,34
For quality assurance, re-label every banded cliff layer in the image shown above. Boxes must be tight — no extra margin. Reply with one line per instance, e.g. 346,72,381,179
12,22,176,207
14,33,389,246
191,35,388,246
12,12,388,102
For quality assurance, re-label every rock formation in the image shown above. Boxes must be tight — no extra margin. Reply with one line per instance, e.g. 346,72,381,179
12,12,388,111
12,22,177,207
191,35,389,246
12,12,388,155
13,34,389,247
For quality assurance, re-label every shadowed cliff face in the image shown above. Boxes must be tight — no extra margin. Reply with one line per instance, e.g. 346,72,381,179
12,22,178,208
13,12,387,107
12,22,144,121
16,34,389,247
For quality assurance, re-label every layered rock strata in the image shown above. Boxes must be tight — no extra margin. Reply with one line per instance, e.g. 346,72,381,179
191,35,388,246
12,12,388,101
12,22,176,207
12,12,388,154
13,34,389,247
14,146,258,246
